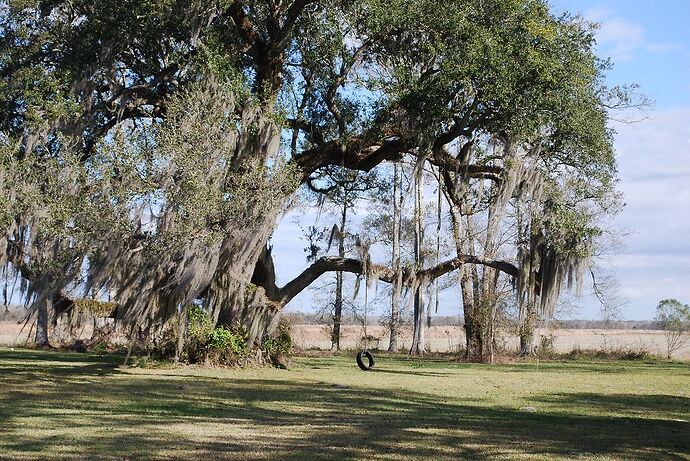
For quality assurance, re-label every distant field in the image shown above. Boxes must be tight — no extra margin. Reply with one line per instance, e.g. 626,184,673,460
0,348,688,460
291,324,690,359
2,320,689,359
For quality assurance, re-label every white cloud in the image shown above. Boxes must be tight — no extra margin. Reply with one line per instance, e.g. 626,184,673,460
596,17,644,61
581,8,678,62
271,108,690,320
645,42,681,54
603,108,690,315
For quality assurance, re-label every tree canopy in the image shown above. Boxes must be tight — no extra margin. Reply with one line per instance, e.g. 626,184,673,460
0,0,626,355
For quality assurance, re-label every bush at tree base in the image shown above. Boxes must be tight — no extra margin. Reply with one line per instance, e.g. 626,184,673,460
150,305,292,367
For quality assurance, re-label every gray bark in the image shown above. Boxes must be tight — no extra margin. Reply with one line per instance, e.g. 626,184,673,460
388,163,402,352
410,170,426,355
35,299,50,347
331,205,347,351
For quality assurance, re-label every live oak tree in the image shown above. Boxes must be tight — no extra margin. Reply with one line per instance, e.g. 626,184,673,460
0,0,624,348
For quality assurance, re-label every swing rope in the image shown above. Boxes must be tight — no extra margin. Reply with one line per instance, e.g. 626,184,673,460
356,279,375,370
363,281,368,350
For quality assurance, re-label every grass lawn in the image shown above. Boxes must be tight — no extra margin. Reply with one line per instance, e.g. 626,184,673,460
0,348,688,460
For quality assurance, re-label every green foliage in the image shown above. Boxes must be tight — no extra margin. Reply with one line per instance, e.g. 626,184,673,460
262,320,293,360
207,326,249,365
655,299,690,358
179,305,250,366
72,299,117,317
132,81,300,248
184,304,214,363
655,299,690,330
150,305,291,367
187,304,213,338
564,347,653,361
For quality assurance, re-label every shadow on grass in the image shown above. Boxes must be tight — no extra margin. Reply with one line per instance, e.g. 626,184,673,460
368,367,453,377
0,347,124,364
0,349,688,460
301,353,690,376
489,360,690,376
0,347,122,384
531,392,690,420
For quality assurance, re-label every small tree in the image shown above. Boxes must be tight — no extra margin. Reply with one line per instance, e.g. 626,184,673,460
655,299,690,359
302,165,384,351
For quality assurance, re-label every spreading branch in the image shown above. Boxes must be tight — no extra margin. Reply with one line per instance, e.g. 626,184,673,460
261,253,521,308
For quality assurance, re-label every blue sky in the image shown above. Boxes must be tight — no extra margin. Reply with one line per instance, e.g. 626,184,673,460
273,0,690,320
549,0,690,319
552,0,690,108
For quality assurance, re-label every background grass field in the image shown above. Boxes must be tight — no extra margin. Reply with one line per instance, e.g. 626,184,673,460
1,348,688,460
3,320,690,359
289,324,690,358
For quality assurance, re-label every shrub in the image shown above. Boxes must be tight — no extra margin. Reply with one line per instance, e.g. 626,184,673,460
564,346,653,361
263,320,293,365
185,305,214,362
72,299,118,317
137,305,292,368
535,334,556,358
207,325,249,366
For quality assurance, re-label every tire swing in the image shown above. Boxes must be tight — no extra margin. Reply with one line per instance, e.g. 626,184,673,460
356,274,375,371
356,350,375,370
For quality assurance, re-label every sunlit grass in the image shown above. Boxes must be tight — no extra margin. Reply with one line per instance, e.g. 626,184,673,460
0,348,688,460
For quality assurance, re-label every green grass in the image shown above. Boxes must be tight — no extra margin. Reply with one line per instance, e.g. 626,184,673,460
0,348,688,460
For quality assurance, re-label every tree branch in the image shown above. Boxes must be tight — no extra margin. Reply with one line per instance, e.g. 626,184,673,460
269,254,520,307
427,149,503,182
226,1,259,53
293,136,411,180
280,0,316,46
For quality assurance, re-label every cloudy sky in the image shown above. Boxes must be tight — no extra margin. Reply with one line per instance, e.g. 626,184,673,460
273,0,690,320
552,0,690,319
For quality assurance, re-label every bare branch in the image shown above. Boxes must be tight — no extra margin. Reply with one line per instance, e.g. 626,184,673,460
271,254,520,307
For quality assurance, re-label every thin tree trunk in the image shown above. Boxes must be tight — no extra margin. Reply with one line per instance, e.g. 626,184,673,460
175,304,188,362
429,177,442,331
519,304,537,356
517,202,537,357
388,163,402,352
331,205,347,351
35,298,50,347
410,169,425,355
410,286,425,354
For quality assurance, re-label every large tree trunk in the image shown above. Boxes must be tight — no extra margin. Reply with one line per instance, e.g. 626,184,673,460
449,203,486,361
448,201,476,360
208,215,284,346
451,209,493,362
460,267,480,361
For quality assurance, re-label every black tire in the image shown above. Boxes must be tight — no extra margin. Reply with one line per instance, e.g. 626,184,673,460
356,350,375,370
